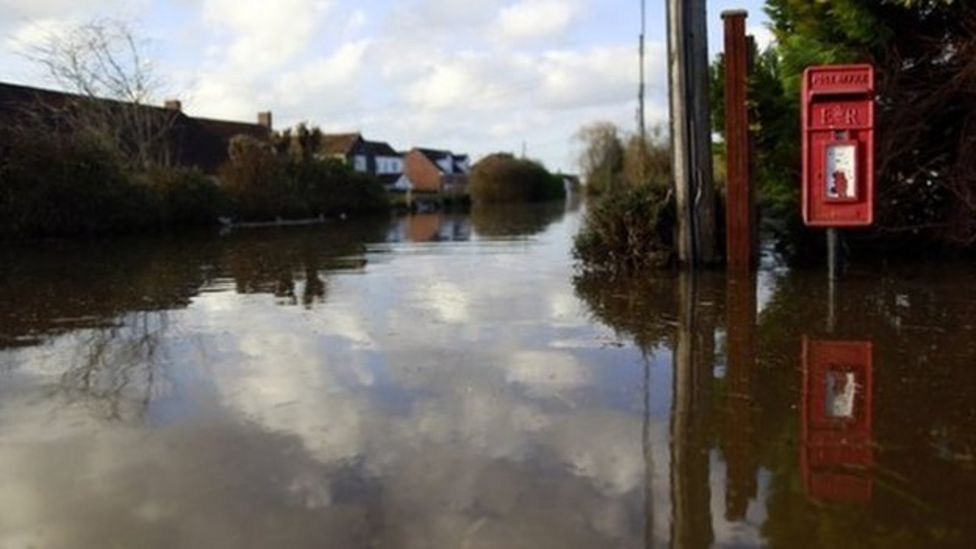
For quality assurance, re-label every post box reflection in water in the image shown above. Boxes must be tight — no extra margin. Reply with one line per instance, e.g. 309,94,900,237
801,338,874,503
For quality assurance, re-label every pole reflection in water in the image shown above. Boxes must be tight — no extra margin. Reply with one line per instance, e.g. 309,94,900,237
801,337,874,503
669,273,715,549
642,348,655,549
723,273,759,520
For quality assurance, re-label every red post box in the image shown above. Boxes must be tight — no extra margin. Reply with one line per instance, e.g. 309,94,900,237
800,337,874,502
802,64,875,227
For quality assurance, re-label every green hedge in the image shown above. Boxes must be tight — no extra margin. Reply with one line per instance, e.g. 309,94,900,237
469,153,565,204
0,129,389,238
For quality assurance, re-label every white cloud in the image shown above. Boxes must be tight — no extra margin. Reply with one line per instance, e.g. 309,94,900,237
0,0,135,19
494,0,579,42
4,18,76,53
201,0,332,72
272,40,370,110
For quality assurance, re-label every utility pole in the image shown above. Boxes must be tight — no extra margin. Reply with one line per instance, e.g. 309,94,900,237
638,0,647,184
667,0,717,267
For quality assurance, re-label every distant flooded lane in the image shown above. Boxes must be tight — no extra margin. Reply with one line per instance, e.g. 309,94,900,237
0,202,974,548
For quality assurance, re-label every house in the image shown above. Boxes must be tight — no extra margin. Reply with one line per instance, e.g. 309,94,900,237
319,133,370,171
0,81,272,174
367,140,404,188
319,133,404,187
397,148,471,193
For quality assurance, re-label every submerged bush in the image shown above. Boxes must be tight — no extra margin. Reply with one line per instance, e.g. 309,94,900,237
0,126,154,237
573,184,677,274
469,153,565,204
219,136,291,221
220,135,388,222
290,158,389,217
141,167,224,228
0,124,390,238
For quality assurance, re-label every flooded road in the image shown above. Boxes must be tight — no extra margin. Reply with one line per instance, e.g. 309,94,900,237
0,203,974,548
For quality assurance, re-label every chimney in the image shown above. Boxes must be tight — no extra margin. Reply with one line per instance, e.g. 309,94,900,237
258,111,273,130
164,99,182,111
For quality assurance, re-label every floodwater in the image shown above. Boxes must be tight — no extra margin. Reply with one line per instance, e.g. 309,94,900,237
0,202,973,548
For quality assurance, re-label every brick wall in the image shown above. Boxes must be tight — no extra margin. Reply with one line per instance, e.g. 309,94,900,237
404,151,443,192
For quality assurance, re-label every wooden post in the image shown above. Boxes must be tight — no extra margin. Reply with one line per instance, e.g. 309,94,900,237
723,10,754,271
667,0,717,267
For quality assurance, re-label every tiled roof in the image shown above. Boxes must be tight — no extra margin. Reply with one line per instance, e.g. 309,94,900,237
0,81,270,174
320,133,363,156
367,140,399,157
414,147,469,174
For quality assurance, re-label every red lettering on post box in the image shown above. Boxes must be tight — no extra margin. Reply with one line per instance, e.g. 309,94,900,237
802,65,875,227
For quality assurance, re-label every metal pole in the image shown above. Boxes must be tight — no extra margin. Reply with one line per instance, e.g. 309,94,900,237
826,228,841,333
639,0,647,185
827,228,842,281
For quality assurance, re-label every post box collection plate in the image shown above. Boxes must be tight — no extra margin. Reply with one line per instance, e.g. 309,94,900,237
802,64,875,227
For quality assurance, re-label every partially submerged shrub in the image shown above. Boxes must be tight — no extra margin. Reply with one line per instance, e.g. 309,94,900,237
220,134,388,222
220,135,291,221
469,153,565,204
573,184,677,274
0,126,153,237
290,158,388,217
141,167,223,228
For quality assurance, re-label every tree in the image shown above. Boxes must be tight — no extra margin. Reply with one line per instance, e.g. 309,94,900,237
622,126,672,190
21,19,176,169
576,122,625,195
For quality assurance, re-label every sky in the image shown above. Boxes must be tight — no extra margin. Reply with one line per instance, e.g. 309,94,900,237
0,0,771,172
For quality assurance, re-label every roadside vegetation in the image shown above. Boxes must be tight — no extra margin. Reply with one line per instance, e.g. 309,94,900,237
468,153,565,204
573,124,680,274
221,129,388,223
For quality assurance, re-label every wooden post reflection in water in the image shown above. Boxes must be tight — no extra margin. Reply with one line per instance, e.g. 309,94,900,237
670,273,715,549
723,273,759,520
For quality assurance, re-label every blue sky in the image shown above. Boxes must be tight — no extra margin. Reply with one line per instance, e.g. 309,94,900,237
0,0,770,172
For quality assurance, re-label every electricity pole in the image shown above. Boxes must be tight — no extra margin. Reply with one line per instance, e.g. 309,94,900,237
667,0,717,267
638,0,647,184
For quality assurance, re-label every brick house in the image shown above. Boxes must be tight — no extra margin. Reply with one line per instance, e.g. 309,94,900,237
0,81,271,174
397,148,470,193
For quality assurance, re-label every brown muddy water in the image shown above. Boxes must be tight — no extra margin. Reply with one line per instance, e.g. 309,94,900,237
0,202,973,548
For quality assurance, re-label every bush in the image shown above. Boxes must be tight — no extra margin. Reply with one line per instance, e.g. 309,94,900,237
573,184,677,274
141,167,223,228
291,158,389,217
220,136,291,221
220,135,388,222
469,153,565,204
0,126,154,237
